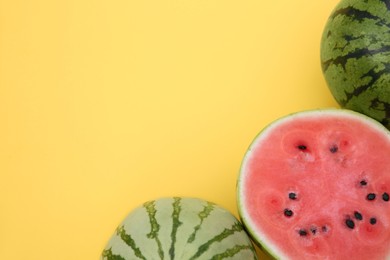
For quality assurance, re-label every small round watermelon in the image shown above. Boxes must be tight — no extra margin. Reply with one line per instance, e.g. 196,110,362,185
237,109,390,259
101,197,258,260
320,0,390,129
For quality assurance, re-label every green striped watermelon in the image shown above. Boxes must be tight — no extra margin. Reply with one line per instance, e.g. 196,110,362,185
101,197,258,260
320,0,390,129
237,109,390,259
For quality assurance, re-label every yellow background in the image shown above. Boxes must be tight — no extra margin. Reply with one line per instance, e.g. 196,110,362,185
0,0,340,259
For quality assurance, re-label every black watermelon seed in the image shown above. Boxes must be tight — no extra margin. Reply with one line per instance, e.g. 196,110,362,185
310,227,317,235
345,219,355,229
360,180,367,186
370,218,377,225
321,225,328,232
367,193,376,201
297,145,307,151
382,192,389,202
288,192,297,200
298,229,308,236
354,211,363,221
329,145,338,153
284,208,293,217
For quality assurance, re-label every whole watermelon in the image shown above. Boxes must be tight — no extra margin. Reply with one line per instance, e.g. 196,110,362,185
101,197,258,260
320,0,390,129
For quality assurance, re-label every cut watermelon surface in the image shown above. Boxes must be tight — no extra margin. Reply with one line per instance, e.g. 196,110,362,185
237,109,390,260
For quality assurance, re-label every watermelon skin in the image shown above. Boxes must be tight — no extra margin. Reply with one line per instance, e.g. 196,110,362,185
237,109,390,259
320,0,390,129
101,197,258,260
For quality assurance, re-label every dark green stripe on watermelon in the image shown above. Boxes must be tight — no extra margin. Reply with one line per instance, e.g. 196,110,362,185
169,197,182,260
329,5,390,25
320,0,390,129
188,221,245,260
187,201,215,243
101,248,126,260
144,200,165,259
115,226,147,260
209,245,257,260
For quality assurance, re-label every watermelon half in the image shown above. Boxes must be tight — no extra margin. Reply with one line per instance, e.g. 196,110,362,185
101,197,258,259
237,109,390,259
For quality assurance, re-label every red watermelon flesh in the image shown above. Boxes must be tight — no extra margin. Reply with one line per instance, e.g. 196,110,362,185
237,109,390,260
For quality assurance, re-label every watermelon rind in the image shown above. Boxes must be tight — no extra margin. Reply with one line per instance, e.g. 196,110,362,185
320,0,390,129
101,197,258,260
236,108,390,259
